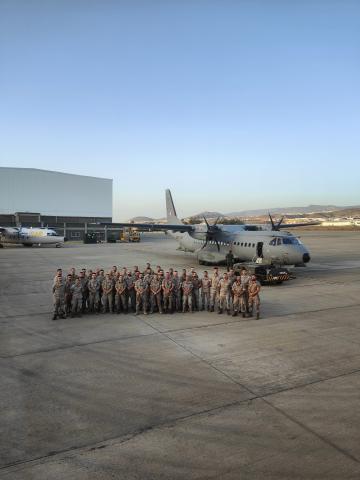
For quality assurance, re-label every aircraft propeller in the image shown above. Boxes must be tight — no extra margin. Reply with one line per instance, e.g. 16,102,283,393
201,216,221,251
269,213,284,231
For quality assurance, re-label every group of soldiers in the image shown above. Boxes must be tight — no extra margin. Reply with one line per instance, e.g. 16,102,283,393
52,263,261,320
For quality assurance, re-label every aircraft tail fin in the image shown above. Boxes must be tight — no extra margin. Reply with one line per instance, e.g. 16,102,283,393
166,189,183,225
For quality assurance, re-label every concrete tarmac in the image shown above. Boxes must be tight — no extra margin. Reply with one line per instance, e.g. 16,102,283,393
1,231,360,479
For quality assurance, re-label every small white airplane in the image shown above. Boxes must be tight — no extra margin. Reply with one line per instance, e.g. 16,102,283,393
0,226,65,248
105,189,320,266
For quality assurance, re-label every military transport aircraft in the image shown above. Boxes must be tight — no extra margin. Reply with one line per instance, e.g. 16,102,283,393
105,189,320,266
0,226,65,248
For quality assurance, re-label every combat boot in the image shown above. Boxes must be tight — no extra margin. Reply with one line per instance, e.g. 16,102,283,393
256,312,260,320
242,312,246,318
232,311,237,317
226,309,230,316
218,309,223,315
52,314,58,321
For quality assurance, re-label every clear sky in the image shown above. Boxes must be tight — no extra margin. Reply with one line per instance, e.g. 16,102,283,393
1,1,359,220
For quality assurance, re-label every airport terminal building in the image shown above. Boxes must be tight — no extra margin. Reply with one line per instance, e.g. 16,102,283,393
0,167,113,241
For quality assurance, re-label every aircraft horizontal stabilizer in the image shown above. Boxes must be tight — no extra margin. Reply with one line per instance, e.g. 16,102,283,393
277,221,321,229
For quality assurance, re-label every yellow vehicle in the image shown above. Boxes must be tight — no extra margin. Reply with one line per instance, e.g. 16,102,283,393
120,228,140,242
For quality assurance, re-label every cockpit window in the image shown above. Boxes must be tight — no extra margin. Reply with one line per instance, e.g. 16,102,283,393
47,231,58,237
282,237,300,245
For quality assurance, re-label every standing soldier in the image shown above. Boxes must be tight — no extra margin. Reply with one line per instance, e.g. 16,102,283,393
210,268,220,312
192,272,201,311
135,273,148,315
125,271,136,312
71,277,83,317
145,262,154,275
226,249,234,272
248,275,261,319
150,273,163,314
64,273,74,316
162,272,174,313
69,267,76,282
172,270,181,312
201,271,211,311
182,275,194,313
52,274,66,320
101,273,114,313
79,270,89,313
217,272,231,315
240,268,251,315
88,272,100,313
232,277,246,317
115,273,128,313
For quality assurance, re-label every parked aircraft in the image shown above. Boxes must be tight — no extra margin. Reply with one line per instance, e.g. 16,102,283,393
0,226,65,247
104,190,319,266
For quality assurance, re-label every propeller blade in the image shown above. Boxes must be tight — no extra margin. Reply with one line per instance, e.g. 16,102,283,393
276,216,284,229
268,213,275,230
201,239,208,250
214,217,220,226
215,239,220,251
203,216,210,228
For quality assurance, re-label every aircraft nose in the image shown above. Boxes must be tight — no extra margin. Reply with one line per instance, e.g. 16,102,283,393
303,253,310,263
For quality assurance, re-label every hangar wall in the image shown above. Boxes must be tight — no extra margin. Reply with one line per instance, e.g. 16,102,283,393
0,168,113,218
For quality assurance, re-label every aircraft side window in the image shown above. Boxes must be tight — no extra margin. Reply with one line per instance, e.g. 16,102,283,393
252,243,255,247
241,242,243,246
244,242,247,247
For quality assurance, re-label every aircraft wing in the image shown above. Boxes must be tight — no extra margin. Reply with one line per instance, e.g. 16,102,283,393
277,221,322,229
100,222,194,232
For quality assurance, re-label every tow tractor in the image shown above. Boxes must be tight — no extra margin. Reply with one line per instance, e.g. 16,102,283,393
233,263,292,285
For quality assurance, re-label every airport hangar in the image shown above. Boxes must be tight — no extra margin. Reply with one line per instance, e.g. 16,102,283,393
0,167,122,241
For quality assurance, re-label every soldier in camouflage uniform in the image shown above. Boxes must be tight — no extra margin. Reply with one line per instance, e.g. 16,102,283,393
135,273,149,315
172,270,181,312
125,271,136,312
191,272,201,311
210,269,220,312
240,268,251,315
101,273,114,313
182,275,194,313
115,274,127,313
217,272,231,315
88,272,100,313
52,274,66,320
162,272,174,313
201,271,211,311
71,277,83,317
231,277,247,317
64,273,74,315
78,270,88,313
248,275,261,319
150,273,163,314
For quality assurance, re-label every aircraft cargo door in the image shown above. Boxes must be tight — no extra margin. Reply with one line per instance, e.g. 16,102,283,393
256,242,263,258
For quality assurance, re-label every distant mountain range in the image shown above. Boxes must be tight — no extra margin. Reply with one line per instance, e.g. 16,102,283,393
128,205,360,222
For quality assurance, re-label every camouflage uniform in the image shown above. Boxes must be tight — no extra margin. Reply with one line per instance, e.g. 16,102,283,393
240,271,251,314
53,278,66,319
64,276,74,315
210,274,220,312
182,279,193,313
248,279,261,319
135,277,148,314
79,274,88,312
150,276,163,314
125,274,136,312
162,277,173,313
71,280,83,316
172,274,181,312
201,275,211,311
101,276,114,313
232,280,247,316
88,275,100,312
115,276,127,313
192,275,201,311
218,277,231,314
